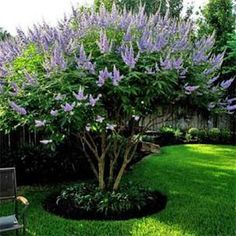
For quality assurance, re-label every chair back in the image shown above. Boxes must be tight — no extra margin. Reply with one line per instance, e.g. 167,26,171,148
0,168,17,200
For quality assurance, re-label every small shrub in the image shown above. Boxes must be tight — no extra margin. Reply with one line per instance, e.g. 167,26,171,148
158,126,176,145
208,128,221,143
185,128,199,143
197,129,208,143
220,129,231,144
174,129,184,143
188,128,199,137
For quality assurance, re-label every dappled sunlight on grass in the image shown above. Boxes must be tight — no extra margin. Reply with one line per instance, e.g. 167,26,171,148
130,218,187,236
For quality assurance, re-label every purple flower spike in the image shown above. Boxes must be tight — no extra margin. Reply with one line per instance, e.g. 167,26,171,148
220,78,234,89
89,94,102,107
97,30,112,54
227,104,236,112
73,87,87,101
184,84,199,94
0,67,8,77
160,57,172,70
173,58,183,70
50,110,58,116
55,93,65,101
96,115,105,123
123,26,132,42
207,75,220,85
25,72,37,85
9,101,27,115
97,67,112,87
50,46,67,71
227,97,236,104
121,44,139,69
79,44,87,63
35,120,46,127
61,103,75,112
112,65,123,86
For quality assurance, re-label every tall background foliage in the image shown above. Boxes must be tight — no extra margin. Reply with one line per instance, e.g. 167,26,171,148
95,0,183,18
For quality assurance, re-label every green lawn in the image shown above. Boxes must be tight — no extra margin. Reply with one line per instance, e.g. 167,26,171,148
1,144,236,236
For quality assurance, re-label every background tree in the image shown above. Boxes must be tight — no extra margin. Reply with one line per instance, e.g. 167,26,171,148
0,27,10,41
95,0,183,18
197,0,235,52
197,0,236,139
0,5,231,191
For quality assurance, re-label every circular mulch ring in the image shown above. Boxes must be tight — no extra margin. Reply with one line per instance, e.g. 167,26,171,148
43,186,167,220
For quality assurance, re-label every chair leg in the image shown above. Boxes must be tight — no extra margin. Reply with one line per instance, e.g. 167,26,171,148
16,229,19,236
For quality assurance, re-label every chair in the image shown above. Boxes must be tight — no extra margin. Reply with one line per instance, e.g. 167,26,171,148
0,167,29,235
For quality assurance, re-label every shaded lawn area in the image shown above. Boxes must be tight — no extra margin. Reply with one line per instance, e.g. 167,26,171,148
1,144,236,236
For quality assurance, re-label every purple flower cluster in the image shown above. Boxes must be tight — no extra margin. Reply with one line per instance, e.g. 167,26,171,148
97,30,112,54
160,57,183,70
9,101,27,115
184,84,199,94
97,66,123,87
121,44,139,69
89,94,102,107
220,78,234,89
73,87,88,101
97,67,112,87
76,44,96,74
61,102,75,112
50,110,58,116
25,72,37,85
112,65,123,86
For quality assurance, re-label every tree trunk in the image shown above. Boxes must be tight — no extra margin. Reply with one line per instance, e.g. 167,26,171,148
98,160,105,190
113,160,129,191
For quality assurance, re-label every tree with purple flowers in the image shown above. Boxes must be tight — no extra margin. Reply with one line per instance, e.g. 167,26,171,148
0,4,233,190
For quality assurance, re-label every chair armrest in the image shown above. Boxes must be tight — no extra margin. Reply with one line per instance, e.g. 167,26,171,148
16,196,29,226
17,196,29,206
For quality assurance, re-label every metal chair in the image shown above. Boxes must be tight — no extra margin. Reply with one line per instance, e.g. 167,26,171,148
0,167,29,235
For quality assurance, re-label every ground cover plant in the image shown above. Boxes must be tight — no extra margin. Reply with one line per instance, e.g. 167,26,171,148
1,144,235,235
0,4,233,193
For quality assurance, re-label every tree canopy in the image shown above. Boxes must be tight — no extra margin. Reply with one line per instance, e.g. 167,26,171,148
0,5,233,190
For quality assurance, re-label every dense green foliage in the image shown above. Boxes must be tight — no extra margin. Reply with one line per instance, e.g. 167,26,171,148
142,126,232,145
1,144,235,235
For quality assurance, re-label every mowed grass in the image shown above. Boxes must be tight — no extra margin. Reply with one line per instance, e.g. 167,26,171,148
1,144,236,236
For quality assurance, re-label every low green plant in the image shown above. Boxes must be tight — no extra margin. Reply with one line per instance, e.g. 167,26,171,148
188,128,199,137
208,128,221,143
220,129,231,144
159,126,176,145
197,129,208,143
54,182,161,218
